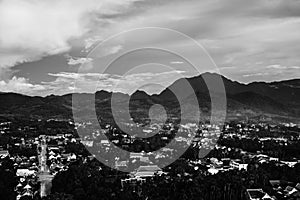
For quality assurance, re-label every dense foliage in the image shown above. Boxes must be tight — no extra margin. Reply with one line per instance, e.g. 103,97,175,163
0,158,17,200
45,157,300,200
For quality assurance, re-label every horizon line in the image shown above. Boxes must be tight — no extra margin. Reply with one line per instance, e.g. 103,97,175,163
1,72,299,98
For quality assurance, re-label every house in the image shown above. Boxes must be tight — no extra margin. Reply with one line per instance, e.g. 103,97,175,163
207,168,219,175
100,140,110,145
115,160,128,169
281,161,298,167
23,184,32,190
295,183,300,191
68,153,77,161
140,156,150,163
255,154,269,159
48,147,60,153
0,150,9,158
16,169,36,177
133,165,163,178
246,189,274,200
130,152,144,159
121,177,146,188
230,160,248,171
269,157,279,162
81,140,94,147
21,190,33,199
221,158,231,166
284,186,299,196
269,180,281,188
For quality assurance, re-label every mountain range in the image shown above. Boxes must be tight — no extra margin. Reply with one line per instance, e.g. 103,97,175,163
0,72,299,123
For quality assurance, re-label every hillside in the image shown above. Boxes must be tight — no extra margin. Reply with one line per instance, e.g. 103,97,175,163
0,73,299,123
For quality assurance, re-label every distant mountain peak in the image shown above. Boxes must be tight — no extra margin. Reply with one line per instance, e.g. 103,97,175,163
131,90,151,100
0,72,299,122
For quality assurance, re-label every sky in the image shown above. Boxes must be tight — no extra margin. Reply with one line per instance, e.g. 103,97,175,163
0,0,300,96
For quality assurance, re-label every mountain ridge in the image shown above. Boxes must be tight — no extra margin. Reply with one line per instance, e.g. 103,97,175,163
0,73,299,123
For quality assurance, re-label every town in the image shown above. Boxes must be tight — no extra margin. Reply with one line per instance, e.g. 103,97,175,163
0,117,299,200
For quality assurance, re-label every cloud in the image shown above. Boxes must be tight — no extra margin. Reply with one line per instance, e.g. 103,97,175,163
0,0,141,76
48,72,105,80
67,57,93,66
84,36,103,52
0,76,46,95
41,70,188,95
170,61,184,64
242,72,270,77
266,65,300,69
87,0,300,83
95,45,123,57
218,66,237,70
2,0,300,93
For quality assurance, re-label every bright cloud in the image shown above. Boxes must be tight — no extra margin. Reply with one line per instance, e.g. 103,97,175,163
266,65,300,70
67,57,93,66
0,76,46,95
0,0,141,75
43,70,187,95
170,61,184,65
242,72,270,78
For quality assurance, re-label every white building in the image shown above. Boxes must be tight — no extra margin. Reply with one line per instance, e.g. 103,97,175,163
230,160,248,171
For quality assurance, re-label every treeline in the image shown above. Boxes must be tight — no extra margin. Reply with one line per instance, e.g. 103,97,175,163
0,117,75,138
40,158,300,200
218,136,300,160
0,158,17,200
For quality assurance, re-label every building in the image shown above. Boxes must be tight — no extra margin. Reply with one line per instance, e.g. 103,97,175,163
81,140,94,147
16,169,36,177
0,150,9,158
115,160,128,170
130,152,144,159
230,160,248,171
284,185,300,197
121,177,146,188
281,161,298,167
246,189,274,200
133,165,163,178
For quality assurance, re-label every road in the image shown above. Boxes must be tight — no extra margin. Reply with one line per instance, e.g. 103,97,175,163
38,136,54,198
